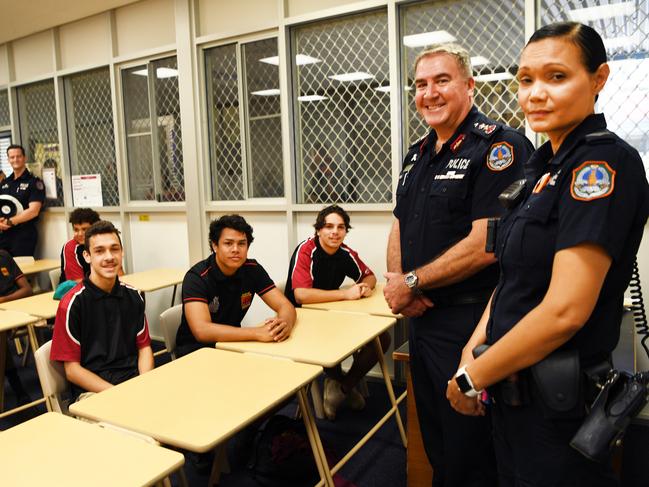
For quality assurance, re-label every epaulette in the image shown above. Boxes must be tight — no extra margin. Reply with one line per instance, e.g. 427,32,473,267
585,130,615,145
408,132,429,150
471,120,502,139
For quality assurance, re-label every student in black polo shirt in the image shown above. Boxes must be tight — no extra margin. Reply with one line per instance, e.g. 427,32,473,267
285,205,391,420
0,249,33,404
175,214,296,358
50,221,153,400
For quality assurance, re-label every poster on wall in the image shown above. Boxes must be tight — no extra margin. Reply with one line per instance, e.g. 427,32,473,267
72,174,103,207
42,167,58,199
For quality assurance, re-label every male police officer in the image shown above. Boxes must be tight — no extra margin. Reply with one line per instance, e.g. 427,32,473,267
384,44,534,487
0,145,45,256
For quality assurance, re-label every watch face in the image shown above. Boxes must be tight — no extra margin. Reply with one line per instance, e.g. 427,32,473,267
456,373,472,393
405,273,417,288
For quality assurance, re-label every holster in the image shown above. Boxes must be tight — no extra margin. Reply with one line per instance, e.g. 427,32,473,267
531,349,580,413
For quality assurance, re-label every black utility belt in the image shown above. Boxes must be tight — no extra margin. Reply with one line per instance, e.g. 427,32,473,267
426,290,492,307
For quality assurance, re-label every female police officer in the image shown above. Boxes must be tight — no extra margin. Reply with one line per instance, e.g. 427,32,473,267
446,22,649,486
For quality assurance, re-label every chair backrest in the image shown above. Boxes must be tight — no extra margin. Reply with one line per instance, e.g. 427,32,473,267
159,304,183,360
49,268,61,290
34,340,69,414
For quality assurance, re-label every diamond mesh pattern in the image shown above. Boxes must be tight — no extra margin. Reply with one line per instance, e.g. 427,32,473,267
17,79,60,168
401,0,526,147
65,67,118,206
122,56,185,202
205,44,243,200
292,10,392,204
541,0,649,172
0,89,9,128
243,38,284,198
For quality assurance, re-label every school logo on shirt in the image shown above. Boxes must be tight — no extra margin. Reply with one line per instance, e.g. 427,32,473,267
208,296,220,314
486,142,514,172
0,267,8,277
241,292,252,309
571,161,615,201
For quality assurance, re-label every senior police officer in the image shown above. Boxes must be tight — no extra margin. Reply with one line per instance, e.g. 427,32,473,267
384,44,534,487
0,145,45,256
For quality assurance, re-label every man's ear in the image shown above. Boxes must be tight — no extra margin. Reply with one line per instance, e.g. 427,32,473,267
83,250,91,264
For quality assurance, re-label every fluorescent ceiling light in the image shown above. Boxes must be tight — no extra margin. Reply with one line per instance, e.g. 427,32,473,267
259,54,320,66
403,30,456,48
131,67,178,78
298,95,327,102
471,56,489,67
568,2,635,22
250,89,280,96
375,85,391,93
474,72,514,82
328,72,374,82
603,34,640,50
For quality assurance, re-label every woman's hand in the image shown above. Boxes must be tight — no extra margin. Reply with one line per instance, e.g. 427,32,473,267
446,377,485,416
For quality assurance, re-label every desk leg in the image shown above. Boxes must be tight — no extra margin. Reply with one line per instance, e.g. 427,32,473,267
374,336,407,448
0,330,6,412
297,387,334,487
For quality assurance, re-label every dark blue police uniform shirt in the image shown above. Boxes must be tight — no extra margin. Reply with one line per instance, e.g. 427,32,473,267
394,106,534,300
0,169,45,254
176,255,276,352
488,114,649,361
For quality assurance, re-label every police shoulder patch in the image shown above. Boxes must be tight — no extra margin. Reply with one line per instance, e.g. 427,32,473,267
36,180,44,190
486,142,514,172
571,161,616,201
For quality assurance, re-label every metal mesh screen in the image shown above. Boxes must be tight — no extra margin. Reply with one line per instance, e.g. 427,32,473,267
292,10,392,204
0,89,9,128
400,0,527,148
243,38,284,198
541,0,649,175
65,67,118,206
16,80,61,201
205,44,244,200
122,56,185,202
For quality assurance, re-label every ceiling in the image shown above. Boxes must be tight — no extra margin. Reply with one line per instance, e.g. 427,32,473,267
0,0,140,44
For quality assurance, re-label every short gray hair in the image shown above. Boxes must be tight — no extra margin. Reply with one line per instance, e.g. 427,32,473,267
413,43,473,79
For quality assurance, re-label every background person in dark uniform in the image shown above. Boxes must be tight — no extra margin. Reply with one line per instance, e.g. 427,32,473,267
447,23,649,487
50,221,154,401
285,204,390,420
0,144,45,256
175,214,296,358
384,44,534,487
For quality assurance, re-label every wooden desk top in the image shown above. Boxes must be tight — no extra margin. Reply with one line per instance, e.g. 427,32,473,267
121,268,185,292
18,258,60,276
0,412,184,486
70,348,322,452
0,309,40,333
0,291,57,319
216,308,396,368
302,283,400,318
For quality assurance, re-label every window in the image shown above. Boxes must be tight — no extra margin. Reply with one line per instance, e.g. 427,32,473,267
0,89,9,128
64,68,119,206
204,37,284,201
0,90,11,176
400,0,527,148
292,10,391,204
122,56,185,202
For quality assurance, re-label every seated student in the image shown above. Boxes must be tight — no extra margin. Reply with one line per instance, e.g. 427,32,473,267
285,204,391,420
50,221,153,401
0,249,33,404
175,214,296,358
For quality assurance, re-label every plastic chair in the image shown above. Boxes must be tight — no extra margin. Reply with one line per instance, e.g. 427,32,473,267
159,304,182,360
34,340,70,414
49,267,61,290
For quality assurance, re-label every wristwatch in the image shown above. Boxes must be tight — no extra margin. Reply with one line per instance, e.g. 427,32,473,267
404,271,419,291
455,366,481,398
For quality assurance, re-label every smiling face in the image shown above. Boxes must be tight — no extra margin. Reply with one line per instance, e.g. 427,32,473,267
212,227,249,276
317,213,347,254
7,148,26,174
72,222,93,245
84,232,123,284
517,37,609,151
414,53,474,141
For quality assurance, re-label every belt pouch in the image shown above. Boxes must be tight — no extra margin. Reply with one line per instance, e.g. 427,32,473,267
531,349,580,412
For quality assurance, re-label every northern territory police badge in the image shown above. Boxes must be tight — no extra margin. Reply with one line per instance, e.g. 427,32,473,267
571,161,615,201
486,142,514,172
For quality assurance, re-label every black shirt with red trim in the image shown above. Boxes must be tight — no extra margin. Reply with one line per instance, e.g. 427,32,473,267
176,255,275,354
488,114,649,360
394,106,534,301
60,238,89,282
50,276,151,398
284,236,374,306
0,249,23,296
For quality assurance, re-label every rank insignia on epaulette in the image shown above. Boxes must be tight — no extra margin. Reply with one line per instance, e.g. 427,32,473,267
486,142,514,172
533,172,552,194
571,161,615,201
451,134,465,153
474,122,497,135
0,267,8,277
